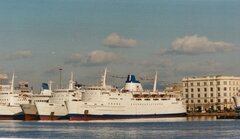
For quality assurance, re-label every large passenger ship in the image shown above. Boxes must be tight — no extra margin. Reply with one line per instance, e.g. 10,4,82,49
35,73,82,120
20,82,53,120
0,73,32,120
67,68,186,121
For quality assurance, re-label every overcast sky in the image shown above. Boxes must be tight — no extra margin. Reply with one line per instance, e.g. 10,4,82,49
0,0,240,90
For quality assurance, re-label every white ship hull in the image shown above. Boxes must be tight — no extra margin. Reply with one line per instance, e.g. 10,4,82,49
20,104,39,120
35,102,68,120
233,96,240,112
67,98,186,120
0,105,24,120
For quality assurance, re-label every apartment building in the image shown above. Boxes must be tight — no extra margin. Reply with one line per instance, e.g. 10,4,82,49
182,75,240,112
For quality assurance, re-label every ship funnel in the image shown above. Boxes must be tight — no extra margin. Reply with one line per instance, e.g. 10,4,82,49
153,71,157,92
42,83,49,90
124,74,143,91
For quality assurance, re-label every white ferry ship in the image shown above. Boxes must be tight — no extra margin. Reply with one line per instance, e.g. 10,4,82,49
67,69,186,121
20,82,53,120
35,73,82,120
0,73,32,120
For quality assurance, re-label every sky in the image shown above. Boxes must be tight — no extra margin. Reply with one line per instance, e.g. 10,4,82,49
0,0,240,90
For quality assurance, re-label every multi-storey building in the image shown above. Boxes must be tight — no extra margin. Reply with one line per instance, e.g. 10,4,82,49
182,75,240,112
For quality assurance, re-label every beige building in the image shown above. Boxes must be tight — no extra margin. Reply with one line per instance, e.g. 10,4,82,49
182,75,240,112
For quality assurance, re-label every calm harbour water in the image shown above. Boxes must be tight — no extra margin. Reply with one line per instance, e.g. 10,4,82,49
0,117,240,139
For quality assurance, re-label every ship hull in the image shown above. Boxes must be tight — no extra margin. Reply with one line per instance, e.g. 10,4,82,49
35,102,68,120
233,96,240,112
0,105,24,120
20,104,39,120
67,98,187,121
69,113,187,121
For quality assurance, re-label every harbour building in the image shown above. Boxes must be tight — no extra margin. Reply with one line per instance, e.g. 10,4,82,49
182,75,240,113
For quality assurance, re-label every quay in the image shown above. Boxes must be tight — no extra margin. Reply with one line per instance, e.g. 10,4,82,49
187,112,240,119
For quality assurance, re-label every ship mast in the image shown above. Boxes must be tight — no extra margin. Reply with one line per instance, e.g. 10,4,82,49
10,73,15,93
48,80,53,91
69,72,74,90
101,67,107,88
153,71,157,92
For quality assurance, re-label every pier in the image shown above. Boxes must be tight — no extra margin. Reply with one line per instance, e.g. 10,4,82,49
187,112,240,119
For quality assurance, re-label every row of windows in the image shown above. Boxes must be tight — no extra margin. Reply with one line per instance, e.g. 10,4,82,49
185,92,235,98
184,81,240,87
131,103,163,106
186,98,232,103
185,87,239,93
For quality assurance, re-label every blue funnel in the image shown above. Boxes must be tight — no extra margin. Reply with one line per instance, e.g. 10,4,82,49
42,83,49,90
126,75,140,83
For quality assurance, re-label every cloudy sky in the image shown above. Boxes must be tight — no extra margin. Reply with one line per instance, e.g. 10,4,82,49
0,0,240,90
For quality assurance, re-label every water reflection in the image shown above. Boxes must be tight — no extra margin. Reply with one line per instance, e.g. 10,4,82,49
0,117,240,138
187,116,217,121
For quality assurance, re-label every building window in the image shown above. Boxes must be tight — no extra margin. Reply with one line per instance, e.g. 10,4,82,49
210,88,213,91
229,87,231,91
197,82,200,86
224,87,227,91
191,88,194,92
191,94,194,98
197,88,200,92
191,83,193,86
224,99,227,103
198,94,200,98
204,94,207,97
191,100,194,103
210,99,213,103
210,82,213,85
185,83,188,86
218,99,221,103
204,82,207,86
198,100,201,103
186,100,188,103
224,93,227,97
224,81,227,85
204,99,207,103
218,87,220,91
217,81,220,85
186,94,188,98
218,93,221,97
185,89,188,92
211,93,213,97
204,88,207,92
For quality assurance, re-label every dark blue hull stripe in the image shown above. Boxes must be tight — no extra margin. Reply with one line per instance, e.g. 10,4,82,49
69,113,187,119
0,114,24,120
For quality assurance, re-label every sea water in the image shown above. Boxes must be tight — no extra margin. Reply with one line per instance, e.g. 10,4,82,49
0,117,240,139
